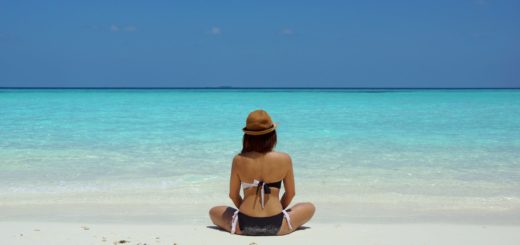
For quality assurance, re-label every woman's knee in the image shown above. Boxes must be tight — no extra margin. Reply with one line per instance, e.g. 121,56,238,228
293,202,315,221
293,202,315,213
209,206,216,216
304,202,316,214
209,206,223,220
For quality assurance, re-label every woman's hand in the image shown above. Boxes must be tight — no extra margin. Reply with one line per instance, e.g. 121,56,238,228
281,154,295,209
229,156,243,208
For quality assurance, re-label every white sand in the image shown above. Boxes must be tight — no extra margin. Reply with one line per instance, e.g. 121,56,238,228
2,221,520,245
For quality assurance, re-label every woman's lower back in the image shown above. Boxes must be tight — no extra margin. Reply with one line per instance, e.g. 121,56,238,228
239,188,283,217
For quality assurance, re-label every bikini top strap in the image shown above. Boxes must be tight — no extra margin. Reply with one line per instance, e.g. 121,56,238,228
256,181,267,209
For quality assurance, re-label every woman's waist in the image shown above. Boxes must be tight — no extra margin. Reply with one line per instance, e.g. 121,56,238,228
239,201,283,216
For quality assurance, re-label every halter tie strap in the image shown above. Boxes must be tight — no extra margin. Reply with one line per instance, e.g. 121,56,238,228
256,181,271,209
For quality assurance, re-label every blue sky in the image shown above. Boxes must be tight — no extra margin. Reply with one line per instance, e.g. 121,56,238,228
0,0,519,88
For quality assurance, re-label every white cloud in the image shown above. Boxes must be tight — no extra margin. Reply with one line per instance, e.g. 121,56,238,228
124,26,137,32
280,28,294,36
110,24,119,32
86,25,100,30
209,26,221,35
110,24,137,32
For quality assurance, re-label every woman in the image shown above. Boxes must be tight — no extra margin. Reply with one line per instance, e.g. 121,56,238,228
209,109,315,235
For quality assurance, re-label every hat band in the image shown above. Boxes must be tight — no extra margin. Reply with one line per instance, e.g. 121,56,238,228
243,124,276,136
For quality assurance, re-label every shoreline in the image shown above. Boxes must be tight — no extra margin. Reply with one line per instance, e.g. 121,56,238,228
2,201,520,226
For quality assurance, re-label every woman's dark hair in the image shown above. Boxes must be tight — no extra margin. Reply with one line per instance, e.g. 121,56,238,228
241,130,277,154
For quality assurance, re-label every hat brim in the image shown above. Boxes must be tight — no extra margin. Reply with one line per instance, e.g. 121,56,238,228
243,123,277,136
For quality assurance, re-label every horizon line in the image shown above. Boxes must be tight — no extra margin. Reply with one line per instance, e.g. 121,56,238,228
0,86,519,89
0,86,520,90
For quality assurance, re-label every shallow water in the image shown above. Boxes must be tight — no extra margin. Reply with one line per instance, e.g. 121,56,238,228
1,89,519,223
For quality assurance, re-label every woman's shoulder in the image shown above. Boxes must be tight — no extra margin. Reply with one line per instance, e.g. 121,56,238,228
233,151,291,162
267,151,291,160
265,151,292,167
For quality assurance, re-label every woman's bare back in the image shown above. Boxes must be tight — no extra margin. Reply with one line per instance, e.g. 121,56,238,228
232,151,293,216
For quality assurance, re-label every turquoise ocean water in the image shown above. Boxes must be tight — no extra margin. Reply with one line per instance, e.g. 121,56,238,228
1,89,520,223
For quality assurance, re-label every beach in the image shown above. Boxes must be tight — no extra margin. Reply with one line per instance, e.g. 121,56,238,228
3,222,520,245
1,88,520,244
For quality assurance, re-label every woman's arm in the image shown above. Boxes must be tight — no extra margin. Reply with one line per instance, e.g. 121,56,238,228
281,155,295,209
229,156,243,208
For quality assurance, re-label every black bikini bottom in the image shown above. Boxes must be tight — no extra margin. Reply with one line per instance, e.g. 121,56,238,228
238,212,284,236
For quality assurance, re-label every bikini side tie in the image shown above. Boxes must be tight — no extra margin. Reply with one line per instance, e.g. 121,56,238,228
282,209,293,230
230,209,239,234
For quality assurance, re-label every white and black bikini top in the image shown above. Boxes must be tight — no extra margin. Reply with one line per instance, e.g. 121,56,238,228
241,179,282,209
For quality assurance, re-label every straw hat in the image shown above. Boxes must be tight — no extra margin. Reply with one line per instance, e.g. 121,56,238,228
242,110,277,135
